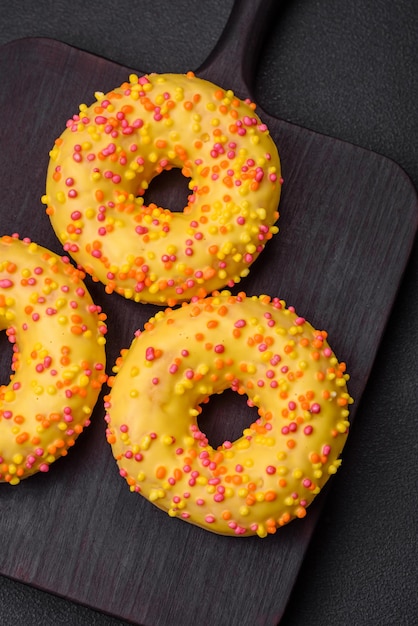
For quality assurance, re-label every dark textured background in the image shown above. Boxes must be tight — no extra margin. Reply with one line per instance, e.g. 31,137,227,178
0,0,417,624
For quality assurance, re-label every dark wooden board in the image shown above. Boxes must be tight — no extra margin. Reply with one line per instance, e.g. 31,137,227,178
0,0,417,624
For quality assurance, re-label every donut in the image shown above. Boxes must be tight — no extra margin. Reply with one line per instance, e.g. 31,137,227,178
0,235,107,485
104,292,352,538
42,72,281,306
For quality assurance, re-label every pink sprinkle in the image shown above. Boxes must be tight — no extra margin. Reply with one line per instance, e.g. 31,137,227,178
146,347,155,361
304,425,314,435
234,319,246,328
0,279,13,288
205,515,216,524
214,344,224,354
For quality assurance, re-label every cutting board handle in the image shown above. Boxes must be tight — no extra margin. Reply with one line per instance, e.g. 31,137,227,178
196,0,279,99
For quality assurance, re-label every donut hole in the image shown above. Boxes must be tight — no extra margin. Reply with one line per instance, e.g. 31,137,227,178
142,168,192,213
0,329,14,386
197,389,260,450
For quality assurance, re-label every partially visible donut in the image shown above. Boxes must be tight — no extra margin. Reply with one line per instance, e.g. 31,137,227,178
0,235,107,485
43,72,281,305
104,292,352,538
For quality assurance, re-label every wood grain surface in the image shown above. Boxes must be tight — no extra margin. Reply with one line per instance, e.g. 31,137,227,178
0,1,417,624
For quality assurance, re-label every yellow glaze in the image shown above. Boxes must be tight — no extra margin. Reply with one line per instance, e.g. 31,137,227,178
105,292,352,537
0,236,107,484
43,72,281,305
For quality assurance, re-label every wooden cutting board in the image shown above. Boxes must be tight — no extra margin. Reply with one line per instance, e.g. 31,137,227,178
0,1,417,624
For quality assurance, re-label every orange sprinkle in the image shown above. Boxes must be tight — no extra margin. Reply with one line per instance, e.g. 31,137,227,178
15,432,29,445
156,466,167,479
212,451,224,465
265,490,277,502
310,453,321,464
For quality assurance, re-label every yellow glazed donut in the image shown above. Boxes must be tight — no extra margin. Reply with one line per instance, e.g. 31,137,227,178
0,235,107,485
42,72,281,305
105,292,352,538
